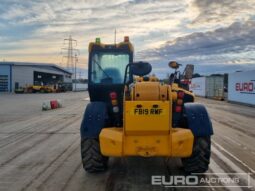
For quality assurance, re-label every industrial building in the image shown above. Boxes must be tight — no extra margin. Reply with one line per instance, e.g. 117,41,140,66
0,62,72,93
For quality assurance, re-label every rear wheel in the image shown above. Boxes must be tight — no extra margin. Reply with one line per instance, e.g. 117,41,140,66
182,136,211,173
81,138,108,173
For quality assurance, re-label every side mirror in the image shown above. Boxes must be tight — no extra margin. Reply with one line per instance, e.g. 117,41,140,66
168,61,181,69
183,64,194,79
130,61,152,76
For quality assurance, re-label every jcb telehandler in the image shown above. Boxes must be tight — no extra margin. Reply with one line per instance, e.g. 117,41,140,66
80,37,213,173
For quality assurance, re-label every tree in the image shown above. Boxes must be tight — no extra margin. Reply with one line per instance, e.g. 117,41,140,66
192,73,202,78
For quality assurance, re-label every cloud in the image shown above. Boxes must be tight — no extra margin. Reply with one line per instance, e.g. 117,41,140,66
0,0,192,64
138,19,255,76
0,0,255,77
190,0,255,27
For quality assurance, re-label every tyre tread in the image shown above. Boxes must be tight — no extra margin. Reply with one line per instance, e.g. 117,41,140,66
81,139,108,173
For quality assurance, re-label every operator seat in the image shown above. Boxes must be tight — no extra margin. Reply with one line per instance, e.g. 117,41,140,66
103,68,122,83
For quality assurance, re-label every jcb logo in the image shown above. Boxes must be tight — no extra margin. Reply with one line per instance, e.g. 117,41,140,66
134,108,163,115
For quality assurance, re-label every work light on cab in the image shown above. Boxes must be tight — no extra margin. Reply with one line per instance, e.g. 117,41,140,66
95,37,101,44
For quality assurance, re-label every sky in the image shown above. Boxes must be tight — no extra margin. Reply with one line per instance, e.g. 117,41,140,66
0,0,255,78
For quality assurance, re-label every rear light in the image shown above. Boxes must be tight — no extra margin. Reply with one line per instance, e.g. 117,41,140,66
177,99,183,105
110,92,117,99
175,106,182,112
109,92,119,113
178,91,184,99
175,91,184,112
124,36,129,42
113,106,119,113
111,100,118,106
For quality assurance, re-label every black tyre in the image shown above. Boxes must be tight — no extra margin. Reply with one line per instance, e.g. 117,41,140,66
81,138,108,173
182,136,211,173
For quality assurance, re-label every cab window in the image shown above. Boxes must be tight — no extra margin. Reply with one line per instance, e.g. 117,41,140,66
91,53,129,84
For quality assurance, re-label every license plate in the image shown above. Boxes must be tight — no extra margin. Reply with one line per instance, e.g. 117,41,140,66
133,108,165,115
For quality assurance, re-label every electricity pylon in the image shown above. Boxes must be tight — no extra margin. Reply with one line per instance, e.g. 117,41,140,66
61,35,79,75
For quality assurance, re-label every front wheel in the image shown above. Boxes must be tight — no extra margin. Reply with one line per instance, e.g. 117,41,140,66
182,136,211,173
81,138,108,173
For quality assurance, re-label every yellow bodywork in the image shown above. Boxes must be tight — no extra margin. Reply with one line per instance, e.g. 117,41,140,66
89,41,134,53
99,81,194,157
31,85,42,91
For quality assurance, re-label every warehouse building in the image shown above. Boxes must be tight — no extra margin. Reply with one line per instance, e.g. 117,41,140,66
0,62,72,93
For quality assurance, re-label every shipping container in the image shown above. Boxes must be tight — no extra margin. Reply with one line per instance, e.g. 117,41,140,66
189,77,206,96
190,76,224,100
228,70,255,106
72,83,88,91
205,76,224,100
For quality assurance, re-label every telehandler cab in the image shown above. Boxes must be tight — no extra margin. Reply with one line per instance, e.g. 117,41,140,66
80,37,213,173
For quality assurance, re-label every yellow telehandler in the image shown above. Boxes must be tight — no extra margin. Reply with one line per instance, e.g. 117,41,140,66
80,37,213,173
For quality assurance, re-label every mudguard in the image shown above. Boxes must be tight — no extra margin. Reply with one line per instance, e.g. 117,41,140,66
80,102,108,139
183,103,213,136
